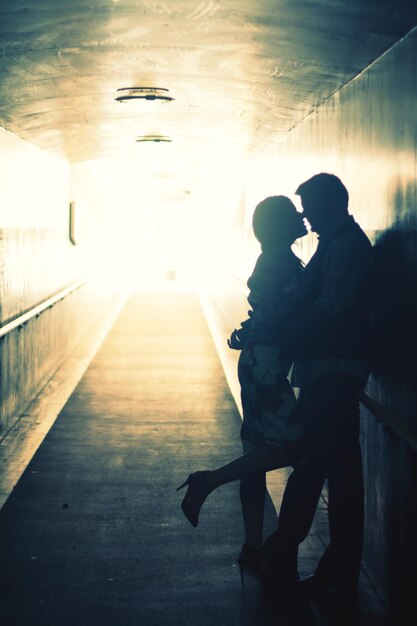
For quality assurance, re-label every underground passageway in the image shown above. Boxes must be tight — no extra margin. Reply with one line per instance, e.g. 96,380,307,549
0,293,389,626
1,1,417,625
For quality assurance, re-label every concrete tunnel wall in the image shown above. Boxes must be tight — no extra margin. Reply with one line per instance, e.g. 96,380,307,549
0,129,126,436
203,26,417,616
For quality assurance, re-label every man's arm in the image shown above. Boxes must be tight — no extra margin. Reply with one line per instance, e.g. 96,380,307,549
315,233,373,315
279,232,373,356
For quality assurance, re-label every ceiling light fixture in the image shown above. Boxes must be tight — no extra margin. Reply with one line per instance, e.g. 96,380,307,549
136,135,172,143
115,87,174,103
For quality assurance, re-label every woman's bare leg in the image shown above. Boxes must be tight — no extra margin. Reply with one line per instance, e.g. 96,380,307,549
205,445,283,491
240,472,266,548
204,445,285,548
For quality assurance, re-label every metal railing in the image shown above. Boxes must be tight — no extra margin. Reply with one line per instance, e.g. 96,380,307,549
0,269,98,339
359,389,417,454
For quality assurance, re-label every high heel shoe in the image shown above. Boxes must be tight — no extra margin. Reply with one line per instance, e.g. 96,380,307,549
176,471,212,527
237,543,266,583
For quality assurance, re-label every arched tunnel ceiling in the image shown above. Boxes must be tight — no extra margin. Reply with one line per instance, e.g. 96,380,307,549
0,0,416,163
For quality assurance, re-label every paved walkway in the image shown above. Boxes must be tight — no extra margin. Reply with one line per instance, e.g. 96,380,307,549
0,293,389,625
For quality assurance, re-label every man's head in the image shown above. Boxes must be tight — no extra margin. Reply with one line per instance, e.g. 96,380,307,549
295,173,349,233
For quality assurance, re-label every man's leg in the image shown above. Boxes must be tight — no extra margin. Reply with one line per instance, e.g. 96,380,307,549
315,445,364,587
313,376,364,588
264,374,364,587
263,462,324,580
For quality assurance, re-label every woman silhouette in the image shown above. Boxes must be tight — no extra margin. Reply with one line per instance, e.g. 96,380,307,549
177,195,308,579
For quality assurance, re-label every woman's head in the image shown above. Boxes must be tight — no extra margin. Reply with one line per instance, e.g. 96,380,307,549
252,195,307,247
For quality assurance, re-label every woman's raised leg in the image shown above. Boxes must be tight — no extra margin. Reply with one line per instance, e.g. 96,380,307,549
177,444,286,528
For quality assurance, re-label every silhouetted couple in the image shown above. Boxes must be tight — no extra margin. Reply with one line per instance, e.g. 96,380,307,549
178,173,373,599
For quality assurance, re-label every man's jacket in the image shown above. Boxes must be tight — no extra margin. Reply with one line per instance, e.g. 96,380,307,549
270,215,373,361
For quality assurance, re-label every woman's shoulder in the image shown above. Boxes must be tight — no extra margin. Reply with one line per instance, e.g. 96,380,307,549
248,264,301,297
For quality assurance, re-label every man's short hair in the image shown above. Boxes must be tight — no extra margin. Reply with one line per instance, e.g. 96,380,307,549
295,173,349,212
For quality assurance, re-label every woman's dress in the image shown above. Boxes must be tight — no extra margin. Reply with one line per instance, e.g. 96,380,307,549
237,249,304,455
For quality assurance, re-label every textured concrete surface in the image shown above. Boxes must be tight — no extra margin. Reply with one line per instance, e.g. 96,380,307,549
1,2,416,162
0,293,389,625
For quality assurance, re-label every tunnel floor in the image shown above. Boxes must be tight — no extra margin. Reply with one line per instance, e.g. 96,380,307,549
0,293,389,626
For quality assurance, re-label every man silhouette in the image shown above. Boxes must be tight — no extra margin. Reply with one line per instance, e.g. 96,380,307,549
263,173,373,597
